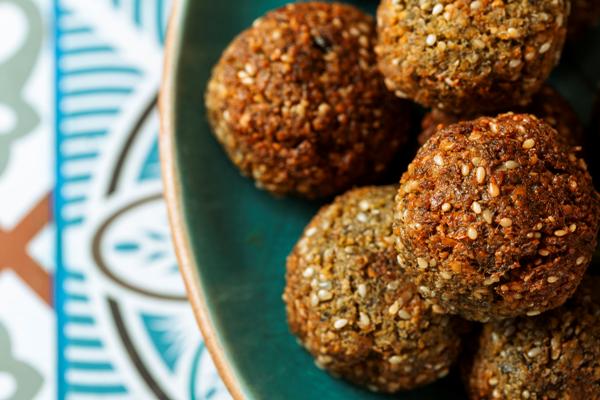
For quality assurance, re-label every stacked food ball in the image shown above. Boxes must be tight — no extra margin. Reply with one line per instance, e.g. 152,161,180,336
205,2,413,198
205,1,600,397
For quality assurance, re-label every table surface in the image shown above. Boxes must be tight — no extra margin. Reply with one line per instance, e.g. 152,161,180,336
0,0,229,398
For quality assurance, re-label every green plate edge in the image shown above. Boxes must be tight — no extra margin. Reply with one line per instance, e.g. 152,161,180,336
160,1,600,399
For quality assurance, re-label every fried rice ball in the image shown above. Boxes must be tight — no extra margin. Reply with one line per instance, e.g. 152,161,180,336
466,275,600,400
205,2,412,199
395,113,600,322
376,0,568,114
284,186,465,392
419,85,583,147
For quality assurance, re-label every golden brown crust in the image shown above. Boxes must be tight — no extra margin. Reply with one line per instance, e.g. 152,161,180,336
376,0,568,114
467,276,600,400
284,186,465,392
419,85,584,148
395,113,600,322
205,2,412,199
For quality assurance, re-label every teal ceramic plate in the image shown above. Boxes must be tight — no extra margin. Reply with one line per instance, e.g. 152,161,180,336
160,1,600,399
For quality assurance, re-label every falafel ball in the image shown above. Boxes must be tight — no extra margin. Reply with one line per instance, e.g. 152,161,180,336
205,2,412,199
284,186,465,392
568,0,600,39
466,275,600,400
419,85,583,147
395,113,600,322
376,0,568,114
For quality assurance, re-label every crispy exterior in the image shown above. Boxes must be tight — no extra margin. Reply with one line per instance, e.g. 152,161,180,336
467,276,600,400
377,0,568,114
395,113,600,322
205,2,412,199
284,186,465,392
419,85,583,147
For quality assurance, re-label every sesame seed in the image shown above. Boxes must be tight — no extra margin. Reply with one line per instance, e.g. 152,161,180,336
522,390,531,399
389,355,402,365
525,52,536,63
467,227,478,240
440,271,452,280
441,203,452,212
426,34,437,46
334,319,348,330
319,280,332,289
306,227,317,237
470,1,481,10
504,160,519,169
471,201,482,214
488,377,498,386
554,230,568,237
388,301,400,315
482,209,493,224
472,157,481,166
310,294,319,306
507,27,520,38
509,59,522,68
419,286,431,297
576,256,586,265
387,281,399,290
240,76,254,85
461,164,471,176
432,3,443,15
356,212,368,223
417,257,429,269
316,355,332,366
569,224,577,232
358,35,369,48
358,312,370,327
472,38,485,48
476,167,486,183
489,122,498,133
403,180,419,193
244,63,256,76
303,267,315,278
539,42,552,54
538,249,550,256
367,385,379,393
318,290,333,301
357,284,367,298
547,276,559,283
526,310,541,316
396,254,404,266
398,310,411,320
434,154,444,166
318,103,330,115
432,304,444,313
489,182,500,197
527,347,542,358
522,139,535,149
499,218,512,227
359,200,370,211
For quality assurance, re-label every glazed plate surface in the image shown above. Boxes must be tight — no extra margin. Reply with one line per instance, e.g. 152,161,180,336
160,1,600,399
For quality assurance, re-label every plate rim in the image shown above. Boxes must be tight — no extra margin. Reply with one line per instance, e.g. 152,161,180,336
159,0,245,398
